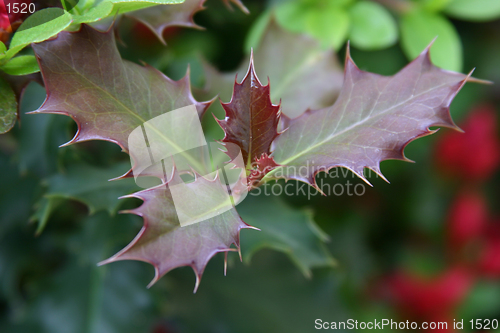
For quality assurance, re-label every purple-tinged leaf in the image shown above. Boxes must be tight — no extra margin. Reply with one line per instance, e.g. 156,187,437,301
30,24,211,156
200,19,343,118
217,56,281,168
100,168,256,292
268,45,472,189
129,0,206,44
247,153,279,189
129,0,248,44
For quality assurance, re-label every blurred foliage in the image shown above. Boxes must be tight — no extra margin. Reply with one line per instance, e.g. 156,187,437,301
270,0,500,72
1,0,500,332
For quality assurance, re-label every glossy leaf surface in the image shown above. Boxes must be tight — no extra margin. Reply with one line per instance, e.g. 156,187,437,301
217,57,281,168
269,46,470,188
30,25,211,155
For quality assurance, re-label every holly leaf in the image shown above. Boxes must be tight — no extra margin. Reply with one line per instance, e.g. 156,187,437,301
247,153,280,189
238,194,336,278
100,169,256,292
1,212,161,333
129,0,248,44
31,162,139,235
216,56,281,169
30,24,211,158
202,18,343,118
266,45,472,188
128,0,206,43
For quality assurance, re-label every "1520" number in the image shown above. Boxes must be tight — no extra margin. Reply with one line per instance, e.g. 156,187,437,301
470,319,499,330
6,2,36,14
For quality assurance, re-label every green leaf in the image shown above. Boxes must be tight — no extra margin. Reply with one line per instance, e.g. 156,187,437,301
30,197,64,236
72,1,114,24
106,0,184,16
70,0,185,27
348,1,398,50
1,212,160,333
244,10,272,51
458,281,500,319
0,75,17,134
306,6,350,50
421,0,453,12
18,83,69,178
275,0,351,50
41,162,139,215
400,10,462,72
0,41,6,55
238,194,335,277
445,0,500,21
274,0,310,33
0,55,40,75
30,162,139,234
4,8,73,62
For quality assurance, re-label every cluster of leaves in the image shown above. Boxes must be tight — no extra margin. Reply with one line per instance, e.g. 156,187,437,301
29,21,476,292
0,0,485,292
0,0,247,134
267,0,500,73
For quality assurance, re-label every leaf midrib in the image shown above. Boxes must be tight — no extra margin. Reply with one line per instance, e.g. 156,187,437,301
44,46,205,171
271,80,451,169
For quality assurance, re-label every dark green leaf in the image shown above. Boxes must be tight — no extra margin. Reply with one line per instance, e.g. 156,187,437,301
238,194,336,277
40,162,139,215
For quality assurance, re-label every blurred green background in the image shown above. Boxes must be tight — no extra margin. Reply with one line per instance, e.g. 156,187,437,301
1,0,500,332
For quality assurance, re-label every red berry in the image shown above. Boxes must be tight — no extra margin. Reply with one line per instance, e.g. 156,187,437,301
384,267,473,318
0,0,10,30
435,105,500,181
478,221,500,278
447,190,488,250
0,13,9,31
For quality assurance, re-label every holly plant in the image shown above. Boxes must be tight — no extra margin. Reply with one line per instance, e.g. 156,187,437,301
0,0,491,294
